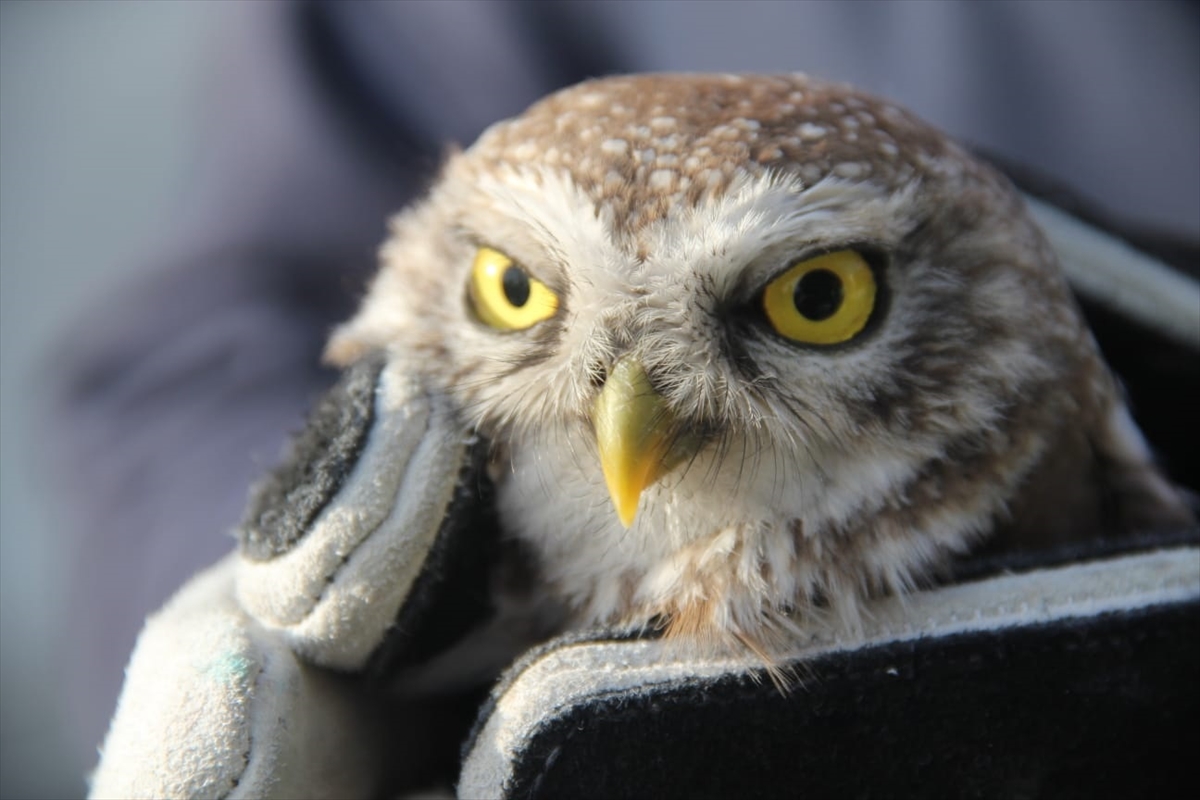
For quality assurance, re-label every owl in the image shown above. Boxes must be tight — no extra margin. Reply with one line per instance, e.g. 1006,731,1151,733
325,74,1192,662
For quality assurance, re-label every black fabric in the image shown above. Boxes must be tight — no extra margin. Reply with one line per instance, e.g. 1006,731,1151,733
237,352,384,561
498,599,1199,800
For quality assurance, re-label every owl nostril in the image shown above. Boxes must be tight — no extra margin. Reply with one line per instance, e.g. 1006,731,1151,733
589,364,608,389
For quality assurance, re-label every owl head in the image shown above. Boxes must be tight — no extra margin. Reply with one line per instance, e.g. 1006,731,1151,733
327,74,1189,655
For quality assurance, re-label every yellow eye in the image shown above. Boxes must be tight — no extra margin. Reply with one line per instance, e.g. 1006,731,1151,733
761,250,877,344
468,246,559,331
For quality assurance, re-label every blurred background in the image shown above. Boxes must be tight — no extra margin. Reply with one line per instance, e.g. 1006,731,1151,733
2,3,216,797
1,1,1196,797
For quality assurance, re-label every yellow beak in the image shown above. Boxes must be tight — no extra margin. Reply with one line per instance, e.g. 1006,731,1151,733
592,358,699,527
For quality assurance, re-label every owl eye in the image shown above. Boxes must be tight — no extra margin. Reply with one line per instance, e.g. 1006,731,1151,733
468,246,559,330
761,249,877,345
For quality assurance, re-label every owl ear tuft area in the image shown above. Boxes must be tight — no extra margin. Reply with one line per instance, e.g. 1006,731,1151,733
323,322,377,367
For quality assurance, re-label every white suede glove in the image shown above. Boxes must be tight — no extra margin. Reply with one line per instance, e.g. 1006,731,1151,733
91,355,492,799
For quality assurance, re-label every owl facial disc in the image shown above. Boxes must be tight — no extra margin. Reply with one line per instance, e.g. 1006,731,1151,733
324,73,1195,659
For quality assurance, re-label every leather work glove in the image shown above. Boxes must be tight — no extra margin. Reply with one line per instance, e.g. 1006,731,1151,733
90,355,513,799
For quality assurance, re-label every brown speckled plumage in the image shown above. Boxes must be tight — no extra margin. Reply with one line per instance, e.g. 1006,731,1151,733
464,74,978,236
328,74,1192,661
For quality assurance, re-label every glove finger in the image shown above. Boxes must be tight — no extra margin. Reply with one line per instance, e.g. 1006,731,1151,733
235,354,499,673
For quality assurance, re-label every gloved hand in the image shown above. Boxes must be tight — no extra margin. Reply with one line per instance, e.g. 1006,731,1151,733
89,354,505,799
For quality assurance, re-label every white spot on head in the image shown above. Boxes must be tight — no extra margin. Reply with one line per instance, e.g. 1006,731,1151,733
601,138,629,155
649,169,677,190
658,134,682,151
799,123,827,140
650,116,677,132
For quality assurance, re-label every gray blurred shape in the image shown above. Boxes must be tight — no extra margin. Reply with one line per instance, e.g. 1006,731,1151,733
1,1,213,796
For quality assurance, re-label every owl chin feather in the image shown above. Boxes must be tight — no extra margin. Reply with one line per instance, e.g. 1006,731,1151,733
492,402,1190,677
326,73,1194,673
491,389,1191,676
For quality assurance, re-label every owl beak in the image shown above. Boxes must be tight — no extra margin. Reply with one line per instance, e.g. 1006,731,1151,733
592,357,697,527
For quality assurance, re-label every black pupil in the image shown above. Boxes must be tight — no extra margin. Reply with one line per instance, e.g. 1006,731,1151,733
793,269,843,321
502,266,531,307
